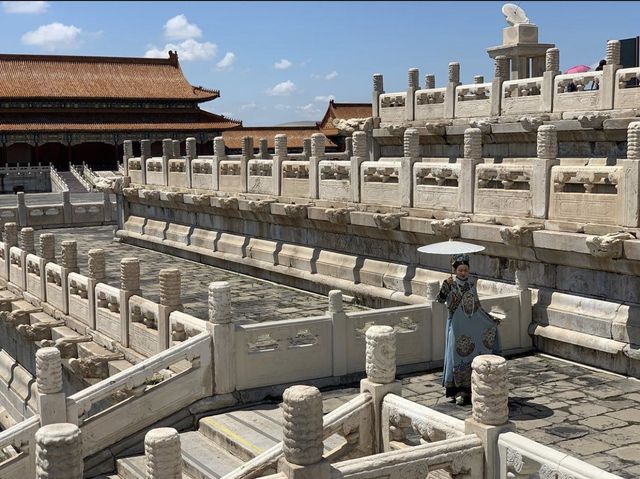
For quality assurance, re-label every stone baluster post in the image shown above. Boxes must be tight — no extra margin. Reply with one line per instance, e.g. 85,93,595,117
62,190,72,225
123,139,133,176
543,48,560,112
344,136,353,158
55,240,77,314
601,40,621,110
425,74,435,90
474,75,484,84
328,290,347,376
120,257,141,348
172,139,181,158
623,122,640,227
17,191,27,226
161,138,172,186
259,138,269,159
144,428,182,479
140,139,151,185
350,131,368,203
464,355,513,479
372,73,384,119
459,128,483,213
185,137,196,189
401,128,420,208
278,385,329,479
361,325,401,454
445,62,461,118
103,190,112,223
309,133,325,199
35,423,83,479
16,227,35,288
2,222,17,280
302,138,311,161
406,68,419,122
36,347,67,425
240,136,253,193
40,233,55,263
273,134,287,196
158,268,181,352
206,281,236,395
532,125,558,219
87,248,105,329
491,55,509,116
212,136,226,191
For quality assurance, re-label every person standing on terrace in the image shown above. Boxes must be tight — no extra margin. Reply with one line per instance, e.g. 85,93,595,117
437,253,503,405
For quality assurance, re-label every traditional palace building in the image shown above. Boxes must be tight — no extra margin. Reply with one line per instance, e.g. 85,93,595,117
0,51,241,170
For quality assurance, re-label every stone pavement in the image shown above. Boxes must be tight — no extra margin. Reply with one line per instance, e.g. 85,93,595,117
390,353,640,478
36,226,366,322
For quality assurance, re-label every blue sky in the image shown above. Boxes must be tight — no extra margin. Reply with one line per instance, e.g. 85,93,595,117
1,1,639,126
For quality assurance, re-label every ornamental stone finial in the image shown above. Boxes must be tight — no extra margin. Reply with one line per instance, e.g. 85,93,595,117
606,40,621,66
448,62,460,84
344,136,353,157
373,73,384,93
60,240,78,271
172,140,181,158
36,347,62,395
352,131,368,158
408,68,419,89
404,128,420,158
627,122,640,160
537,125,557,160
214,136,226,159
140,139,151,159
494,56,509,79
463,128,483,160
311,133,326,157
242,136,254,158
275,134,288,157
39,233,56,262
425,74,435,89
160,268,181,308
123,140,134,159
259,138,269,158
328,290,343,314
474,75,484,84
471,355,509,425
3,222,17,247
162,139,173,158
144,428,182,479
120,257,140,291
365,325,396,384
303,138,312,159
282,385,324,466
545,48,559,72
35,423,83,479
20,227,35,254
87,248,105,281
186,137,197,158
208,281,231,324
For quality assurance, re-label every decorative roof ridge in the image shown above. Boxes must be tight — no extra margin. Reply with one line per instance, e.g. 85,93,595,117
0,52,179,67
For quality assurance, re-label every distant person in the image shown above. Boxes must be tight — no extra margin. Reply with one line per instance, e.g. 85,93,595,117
567,82,578,92
592,60,606,90
436,253,502,406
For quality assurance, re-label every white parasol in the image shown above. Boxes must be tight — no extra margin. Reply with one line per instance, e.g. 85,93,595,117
417,240,485,255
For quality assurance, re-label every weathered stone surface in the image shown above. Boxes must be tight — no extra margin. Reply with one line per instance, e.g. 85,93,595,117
365,325,396,384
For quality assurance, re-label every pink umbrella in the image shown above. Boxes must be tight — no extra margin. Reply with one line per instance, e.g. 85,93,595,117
564,64,591,74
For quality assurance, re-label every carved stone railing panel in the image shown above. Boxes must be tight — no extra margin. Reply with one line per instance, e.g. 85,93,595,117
553,72,603,112
27,205,64,227
68,272,90,327
9,246,25,289
94,283,122,343
475,163,534,217
235,317,332,390
413,162,460,211
281,161,311,197
379,92,407,124
614,67,640,109
248,159,275,195
219,160,243,193
501,77,544,115
129,295,162,357
455,82,492,118
414,87,447,120
319,160,352,202
145,159,165,186
169,310,208,345
361,160,402,207
45,263,66,313
26,253,46,301
191,159,215,190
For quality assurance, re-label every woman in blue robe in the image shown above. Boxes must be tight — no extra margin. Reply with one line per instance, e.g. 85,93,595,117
436,253,502,405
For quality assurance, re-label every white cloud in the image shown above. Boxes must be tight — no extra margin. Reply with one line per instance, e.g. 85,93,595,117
241,102,257,110
144,39,217,61
164,14,202,40
325,71,338,80
314,95,335,102
2,1,48,13
266,80,296,96
274,59,292,70
21,23,83,51
299,103,319,112
275,104,292,111
216,52,235,70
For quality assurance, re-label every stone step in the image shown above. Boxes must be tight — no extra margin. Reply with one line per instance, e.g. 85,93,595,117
198,403,346,463
10,299,39,312
30,311,57,324
109,359,134,376
77,341,117,359
115,432,237,479
51,324,84,341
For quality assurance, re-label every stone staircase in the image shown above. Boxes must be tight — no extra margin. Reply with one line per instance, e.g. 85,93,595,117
58,171,91,193
100,398,352,479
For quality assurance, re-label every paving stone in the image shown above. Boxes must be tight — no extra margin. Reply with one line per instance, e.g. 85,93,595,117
582,453,627,472
553,390,586,400
568,404,612,417
608,445,640,462
556,436,614,456
606,408,640,423
545,424,590,440
597,425,640,447
578,415,628,431
582,385,627,400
